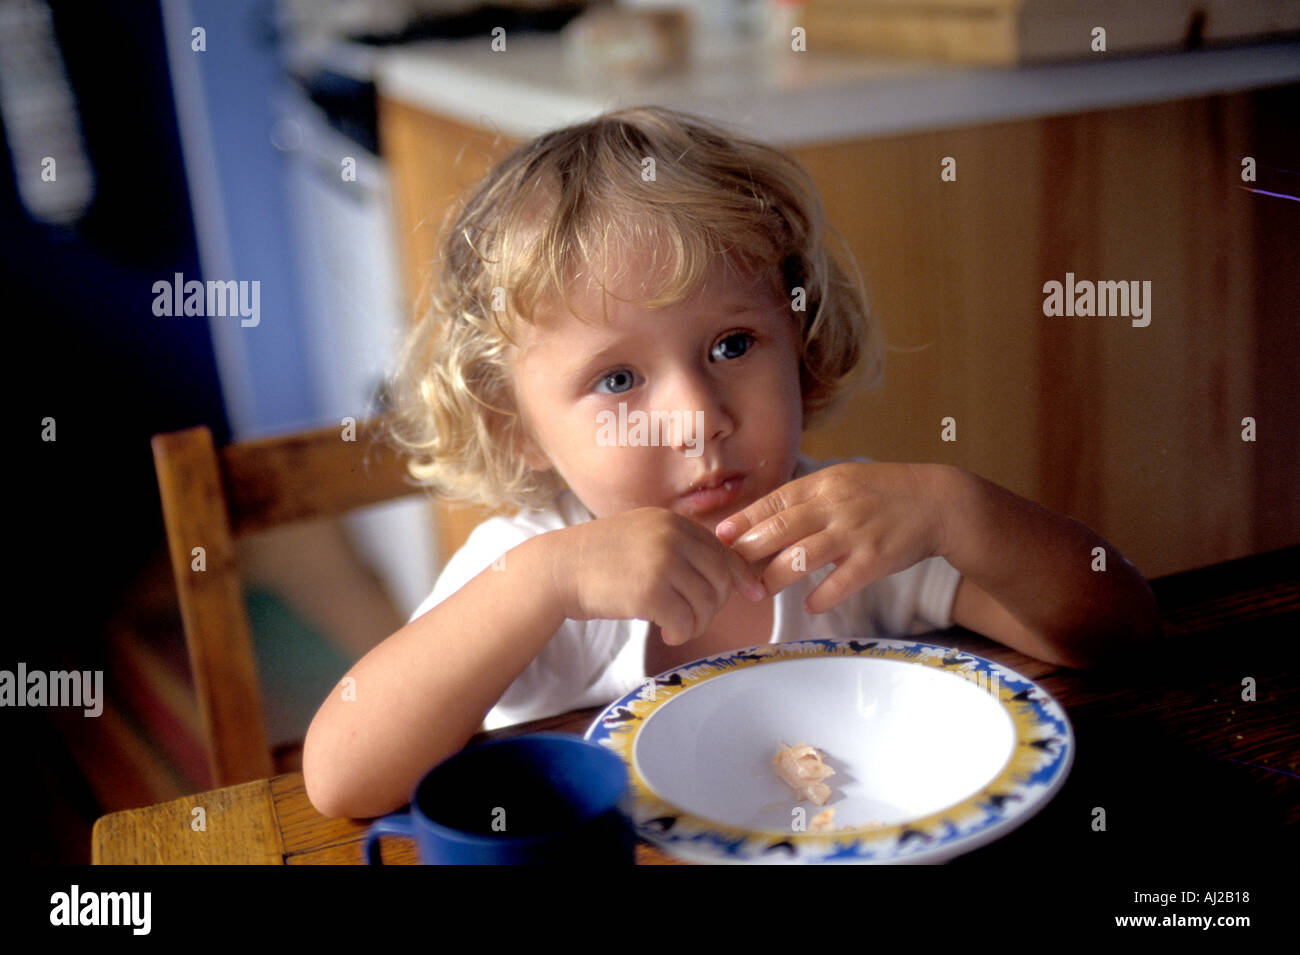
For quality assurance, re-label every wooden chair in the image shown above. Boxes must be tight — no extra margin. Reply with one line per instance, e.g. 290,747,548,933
150,415,493,789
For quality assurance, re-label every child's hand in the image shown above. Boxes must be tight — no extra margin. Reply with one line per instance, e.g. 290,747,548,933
553,507,768,646
714,463,948,614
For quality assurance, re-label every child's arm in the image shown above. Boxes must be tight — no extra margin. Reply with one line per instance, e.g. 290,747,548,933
930,465,1163,669
303,506,762,819
301,532,568,819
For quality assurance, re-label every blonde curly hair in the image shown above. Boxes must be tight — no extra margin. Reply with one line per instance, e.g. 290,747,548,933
385,105,883,513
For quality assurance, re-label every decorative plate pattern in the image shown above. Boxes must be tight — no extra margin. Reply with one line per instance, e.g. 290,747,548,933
585,637,1074,864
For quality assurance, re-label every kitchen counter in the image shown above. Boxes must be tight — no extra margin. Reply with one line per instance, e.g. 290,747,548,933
372,32,1300,581
372,34,1300,145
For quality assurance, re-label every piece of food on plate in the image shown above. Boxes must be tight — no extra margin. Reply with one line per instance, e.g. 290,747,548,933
772,741,836,805
808,807,837,832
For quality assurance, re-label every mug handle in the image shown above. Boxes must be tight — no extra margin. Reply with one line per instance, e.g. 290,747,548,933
363,811,415,865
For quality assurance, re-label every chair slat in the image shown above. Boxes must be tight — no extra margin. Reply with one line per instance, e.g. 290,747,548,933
222,418,419,537
151,427,275,787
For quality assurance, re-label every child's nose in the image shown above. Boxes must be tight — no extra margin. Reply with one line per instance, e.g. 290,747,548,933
656,371,733,448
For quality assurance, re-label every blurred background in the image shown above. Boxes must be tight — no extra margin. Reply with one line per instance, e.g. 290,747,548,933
2,0,1297,863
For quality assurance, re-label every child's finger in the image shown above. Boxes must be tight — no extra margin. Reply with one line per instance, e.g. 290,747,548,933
802,561,877,615
758,530,841,597
692,528,766,603
714,500,771,547
664,561,725,643
727,548,768,602
722,498,824,564
677,516,765,603
714,475,815,546
657,587,698,647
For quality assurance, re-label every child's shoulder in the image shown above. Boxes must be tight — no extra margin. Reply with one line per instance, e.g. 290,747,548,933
413,491,592,623
462,488,594,547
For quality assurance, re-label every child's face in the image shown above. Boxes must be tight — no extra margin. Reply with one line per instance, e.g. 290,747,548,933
508,255,804,528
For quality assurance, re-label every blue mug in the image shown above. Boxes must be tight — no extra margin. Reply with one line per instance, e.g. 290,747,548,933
364,733,635,864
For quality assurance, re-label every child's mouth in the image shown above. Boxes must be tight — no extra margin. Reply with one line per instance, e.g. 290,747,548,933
677,475,745,515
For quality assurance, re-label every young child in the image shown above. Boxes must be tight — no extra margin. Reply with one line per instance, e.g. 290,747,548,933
303,106,1162,820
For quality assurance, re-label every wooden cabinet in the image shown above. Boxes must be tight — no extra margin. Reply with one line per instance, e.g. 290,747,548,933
379,86,1300,579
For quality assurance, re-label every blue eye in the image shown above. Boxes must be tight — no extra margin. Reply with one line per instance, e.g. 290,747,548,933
711,332,753,362
595,369,636,395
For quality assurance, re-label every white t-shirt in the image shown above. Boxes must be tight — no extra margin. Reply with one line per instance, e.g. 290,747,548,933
409,455,962,729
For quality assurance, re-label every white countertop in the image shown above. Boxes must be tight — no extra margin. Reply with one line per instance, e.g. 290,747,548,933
370,35,1300,146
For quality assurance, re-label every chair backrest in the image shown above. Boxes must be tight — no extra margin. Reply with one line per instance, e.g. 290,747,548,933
151,416,473,788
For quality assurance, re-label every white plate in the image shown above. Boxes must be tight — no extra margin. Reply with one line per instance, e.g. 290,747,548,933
585,637,1074,864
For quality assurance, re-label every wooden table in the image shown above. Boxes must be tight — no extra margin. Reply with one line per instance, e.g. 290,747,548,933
93,546,1298,865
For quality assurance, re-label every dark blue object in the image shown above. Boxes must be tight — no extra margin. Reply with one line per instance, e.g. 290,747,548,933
346,3,588,44
364,733,634,865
